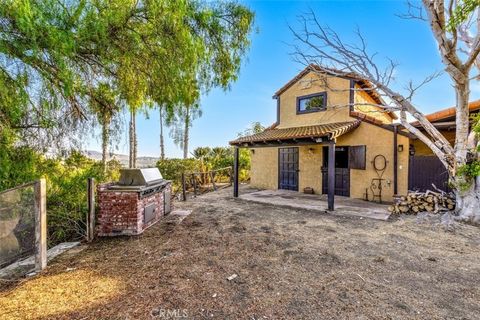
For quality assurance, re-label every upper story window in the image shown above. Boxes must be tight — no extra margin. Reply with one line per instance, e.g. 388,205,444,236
296,92,327,114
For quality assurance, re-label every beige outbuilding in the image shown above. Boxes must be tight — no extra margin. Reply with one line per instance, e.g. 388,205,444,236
230,65,476,207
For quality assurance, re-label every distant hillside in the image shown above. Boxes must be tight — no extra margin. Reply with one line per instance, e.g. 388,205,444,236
84,150,159,168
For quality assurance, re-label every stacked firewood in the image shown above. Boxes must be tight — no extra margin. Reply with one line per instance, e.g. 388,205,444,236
388,190,456,215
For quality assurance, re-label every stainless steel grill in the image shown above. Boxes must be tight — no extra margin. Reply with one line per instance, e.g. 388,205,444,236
108,168,169,198
97,167,173,236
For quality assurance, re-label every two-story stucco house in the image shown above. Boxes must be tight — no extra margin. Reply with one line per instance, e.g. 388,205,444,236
229,65,412,205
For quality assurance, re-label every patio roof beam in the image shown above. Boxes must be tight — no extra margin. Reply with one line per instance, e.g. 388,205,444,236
233,139,326,148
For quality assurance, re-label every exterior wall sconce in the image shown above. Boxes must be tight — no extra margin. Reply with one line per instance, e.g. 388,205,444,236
250,149,255,154
397,144,404,152
409,144,415,156
308,148,315,154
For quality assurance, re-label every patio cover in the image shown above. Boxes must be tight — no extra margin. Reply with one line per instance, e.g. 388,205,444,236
229,120,361,146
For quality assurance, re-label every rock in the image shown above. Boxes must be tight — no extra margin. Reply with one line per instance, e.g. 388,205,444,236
227,274,238,281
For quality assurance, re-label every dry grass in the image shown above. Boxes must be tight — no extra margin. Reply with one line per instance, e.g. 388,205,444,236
1,186,479,319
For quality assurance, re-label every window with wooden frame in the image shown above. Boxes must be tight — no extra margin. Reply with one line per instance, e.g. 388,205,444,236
296,92,327,114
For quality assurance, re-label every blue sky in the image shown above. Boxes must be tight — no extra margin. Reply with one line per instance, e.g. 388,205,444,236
87,0,480,158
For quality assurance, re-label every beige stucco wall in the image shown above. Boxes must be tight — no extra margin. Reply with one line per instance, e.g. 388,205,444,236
277,71,352,128
298,145,323,194
249,122,410,202
412,130,455,156
353,85,393,124
250,145,324,194
336,122,409,202
250,147,278,190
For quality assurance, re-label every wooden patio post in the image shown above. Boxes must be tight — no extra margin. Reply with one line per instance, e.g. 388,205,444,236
210,171,217,191
393,124,398,195
87,178,95,242
327,141,335,211
192,173,198,197
233,147,239,197
181,172,187,201
34,178,47,271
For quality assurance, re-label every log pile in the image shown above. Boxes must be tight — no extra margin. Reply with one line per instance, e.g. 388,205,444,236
388,190,456,215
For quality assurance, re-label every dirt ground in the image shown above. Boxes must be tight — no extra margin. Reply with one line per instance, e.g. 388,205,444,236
1,186,480,320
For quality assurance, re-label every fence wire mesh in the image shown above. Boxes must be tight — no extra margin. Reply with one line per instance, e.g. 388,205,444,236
0,183,36,268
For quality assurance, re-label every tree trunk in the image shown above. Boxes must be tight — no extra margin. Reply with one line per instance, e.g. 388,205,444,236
452,78,480,222
133,111,137,168
101,119,109,173
454,79,471,164
129,109,137,168
455,177,480,224
183,106,190,159
159,106,165,160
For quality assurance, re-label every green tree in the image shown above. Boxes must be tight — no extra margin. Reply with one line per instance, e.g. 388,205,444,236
0,0,255,166
89,83,121,172
159,104,166,160
447,0,480,31
167,103,202,159
238,122,265,137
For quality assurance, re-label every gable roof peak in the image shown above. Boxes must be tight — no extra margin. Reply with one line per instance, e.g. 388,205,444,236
273,64,396,119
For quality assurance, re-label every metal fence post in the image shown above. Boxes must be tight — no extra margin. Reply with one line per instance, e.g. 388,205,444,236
34,178,47,271
87,178,95,242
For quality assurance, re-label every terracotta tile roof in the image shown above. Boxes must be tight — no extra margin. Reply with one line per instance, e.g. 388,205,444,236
229,120,361,146
411,99,480,125
350,111,415,138
350,111,387,126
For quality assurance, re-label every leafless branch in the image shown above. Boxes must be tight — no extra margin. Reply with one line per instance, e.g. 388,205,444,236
404,70,444,100
290,7,457,172
397,1,428,21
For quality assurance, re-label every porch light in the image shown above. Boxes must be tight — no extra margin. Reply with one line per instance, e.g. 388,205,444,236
398,144,404,152
308,148,315,154
250,149,255,154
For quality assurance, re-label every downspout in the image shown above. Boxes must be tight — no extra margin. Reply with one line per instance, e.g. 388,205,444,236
349,80,355,114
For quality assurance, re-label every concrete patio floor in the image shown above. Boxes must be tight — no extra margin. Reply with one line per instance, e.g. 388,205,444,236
239,189,391,220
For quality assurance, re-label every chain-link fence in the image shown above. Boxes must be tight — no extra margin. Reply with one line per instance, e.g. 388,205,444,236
0,182,36,269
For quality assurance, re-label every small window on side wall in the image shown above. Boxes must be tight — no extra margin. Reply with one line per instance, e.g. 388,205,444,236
297,92,327,114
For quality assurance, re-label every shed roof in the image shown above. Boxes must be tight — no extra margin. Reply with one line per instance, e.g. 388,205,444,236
229,120,361,146
411,99,480,125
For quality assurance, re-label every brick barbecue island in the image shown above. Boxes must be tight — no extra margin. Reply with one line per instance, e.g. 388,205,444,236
97,168,172,236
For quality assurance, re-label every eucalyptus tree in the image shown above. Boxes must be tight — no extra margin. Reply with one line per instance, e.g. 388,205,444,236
90,83,121,171
290,1,480,223
113,0,254,167
167,103,202,159
0,0,254,168
159,104,166,160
